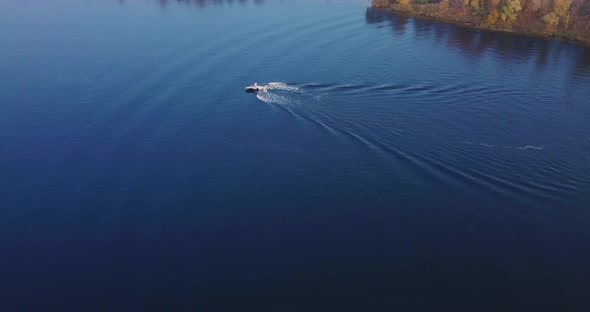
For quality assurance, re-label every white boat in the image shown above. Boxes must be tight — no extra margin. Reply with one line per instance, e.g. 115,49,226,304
245,83,266,93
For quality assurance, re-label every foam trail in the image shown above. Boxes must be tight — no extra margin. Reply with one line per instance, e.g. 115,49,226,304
256,91,290,105
265,82,299,91
463,141,546,151
514,145,544,150
253,82,304,104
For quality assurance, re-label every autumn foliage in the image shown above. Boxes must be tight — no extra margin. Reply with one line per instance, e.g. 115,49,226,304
372,0,590,44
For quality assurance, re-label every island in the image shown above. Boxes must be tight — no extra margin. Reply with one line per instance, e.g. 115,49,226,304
371,0,590,45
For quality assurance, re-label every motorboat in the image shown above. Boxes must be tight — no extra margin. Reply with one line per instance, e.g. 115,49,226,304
245,83,266,93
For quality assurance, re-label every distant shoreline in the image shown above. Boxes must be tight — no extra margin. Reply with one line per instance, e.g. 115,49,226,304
371,1,590,47
390,9,590,47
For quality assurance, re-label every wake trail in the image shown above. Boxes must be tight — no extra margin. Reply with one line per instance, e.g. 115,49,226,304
250,82,553,207
254,82,306,105
462,141,547,151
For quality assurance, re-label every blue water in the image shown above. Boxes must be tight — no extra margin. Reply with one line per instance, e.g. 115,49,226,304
1,0,590,310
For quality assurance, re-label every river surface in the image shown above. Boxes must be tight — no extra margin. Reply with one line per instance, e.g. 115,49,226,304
1,0,590,310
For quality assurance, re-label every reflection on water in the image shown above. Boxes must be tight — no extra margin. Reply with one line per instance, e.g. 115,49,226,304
366,7,590,80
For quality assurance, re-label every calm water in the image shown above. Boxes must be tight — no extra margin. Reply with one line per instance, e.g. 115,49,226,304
1,0,590,310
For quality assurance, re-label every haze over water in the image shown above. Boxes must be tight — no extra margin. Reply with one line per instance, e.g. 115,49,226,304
1,0,590,310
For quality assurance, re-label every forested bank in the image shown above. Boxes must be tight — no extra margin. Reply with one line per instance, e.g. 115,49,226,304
371,0,590,44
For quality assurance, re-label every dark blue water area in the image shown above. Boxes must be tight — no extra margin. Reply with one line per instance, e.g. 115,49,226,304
1,0,590,310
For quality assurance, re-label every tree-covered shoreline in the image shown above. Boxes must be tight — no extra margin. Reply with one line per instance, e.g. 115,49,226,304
371,0,590,45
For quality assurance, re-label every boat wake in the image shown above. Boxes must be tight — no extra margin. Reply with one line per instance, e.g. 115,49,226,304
250,81,496,105
264,82,300,92
254,82,304,105
248,82,573,211
462,141,546,151
256,91,292,105
248,81,425,102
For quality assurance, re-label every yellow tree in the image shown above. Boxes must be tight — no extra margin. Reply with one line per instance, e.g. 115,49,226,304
484,9,500,25
475,0,483,10
554,0,573,17
464,0,482,11
485,0,501,11
439,0,450,11
500,0,522,23
525,0,543,13
553,0,573,28
396,0,413,12
371,0,390,8
542,11,560,33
